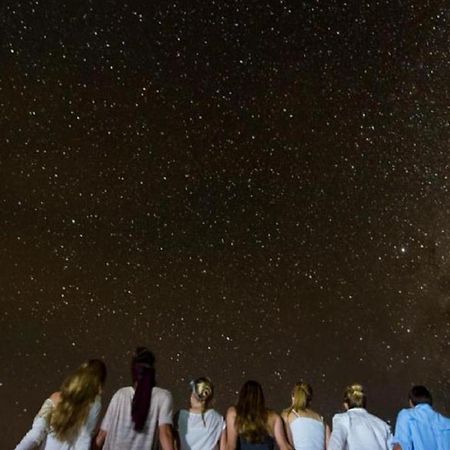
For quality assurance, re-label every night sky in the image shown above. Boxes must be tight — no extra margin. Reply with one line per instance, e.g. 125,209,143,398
1,1,449,447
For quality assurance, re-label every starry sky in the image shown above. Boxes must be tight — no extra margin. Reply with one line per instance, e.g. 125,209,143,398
1,0,449,447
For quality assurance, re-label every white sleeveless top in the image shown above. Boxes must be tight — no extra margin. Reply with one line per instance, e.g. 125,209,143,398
289,411,326,450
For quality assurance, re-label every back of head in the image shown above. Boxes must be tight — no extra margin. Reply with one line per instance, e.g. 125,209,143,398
344,383,367,409
291,382,313,412
51,362,102,441
191,377,214,406
84,359,107,389
191,377,214,424
131,347,156,432
236,380,268,443
409,385,432,406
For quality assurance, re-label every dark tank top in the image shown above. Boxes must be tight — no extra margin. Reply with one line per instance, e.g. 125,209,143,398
238,435,275,450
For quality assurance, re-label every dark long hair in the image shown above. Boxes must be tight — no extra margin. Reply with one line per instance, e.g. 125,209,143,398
131,347,156,432
235,380,268,443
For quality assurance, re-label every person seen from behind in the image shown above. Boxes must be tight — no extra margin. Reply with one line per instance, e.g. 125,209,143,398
15,359,107,450
225,379,292,450
281,382,330,450
393,385,450,450
95,347,174,450
328,383,392,450
175,377,226,450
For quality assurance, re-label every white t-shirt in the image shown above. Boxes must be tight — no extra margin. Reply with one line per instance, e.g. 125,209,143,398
176,409,225,450
328,408,393,450
101,386,173,450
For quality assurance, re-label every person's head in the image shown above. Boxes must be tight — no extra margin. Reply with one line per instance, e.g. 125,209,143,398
190,377,214,408
291,382,313,412
343,383,367,410
190,377,214,424
408,385,432,406
84,359,107,391
51,361,104,441
236,380,268,443
131,347,155,383
131,347,156,432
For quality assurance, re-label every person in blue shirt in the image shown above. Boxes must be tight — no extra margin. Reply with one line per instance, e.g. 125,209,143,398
393,385,450,450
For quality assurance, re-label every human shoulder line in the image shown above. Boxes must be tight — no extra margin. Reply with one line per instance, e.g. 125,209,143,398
152,385,172,395
49,392,61,404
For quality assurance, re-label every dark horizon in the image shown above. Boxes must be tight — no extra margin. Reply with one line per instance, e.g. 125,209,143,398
2,1,449,447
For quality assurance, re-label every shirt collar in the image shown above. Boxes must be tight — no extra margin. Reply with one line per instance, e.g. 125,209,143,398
414,403,432,410
348,407,367,413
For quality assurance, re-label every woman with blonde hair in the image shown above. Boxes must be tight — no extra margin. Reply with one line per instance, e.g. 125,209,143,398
175,377,226,450
328,383,393,450
225,380,292,450
15,359,107,450
281,382,330,449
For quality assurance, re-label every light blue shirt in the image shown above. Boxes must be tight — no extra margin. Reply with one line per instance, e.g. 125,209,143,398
393,403,450,450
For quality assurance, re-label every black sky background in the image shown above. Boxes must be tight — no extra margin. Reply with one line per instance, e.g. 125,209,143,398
1,1,449,448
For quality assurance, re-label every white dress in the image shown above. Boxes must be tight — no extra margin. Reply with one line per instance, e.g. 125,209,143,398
14,397,101,450
289,411,326,450
328,408,393,450
176,409,225,450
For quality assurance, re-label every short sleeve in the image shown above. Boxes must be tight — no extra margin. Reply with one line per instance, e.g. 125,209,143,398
393,409,412,450
157,391,174,426
101,390,120,432
328,413,349,450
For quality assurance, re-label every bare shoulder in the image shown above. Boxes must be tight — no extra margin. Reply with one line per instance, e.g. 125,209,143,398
50,391,62,404
267,409,281,419
309,409,323,421
226,406,237,419
267,410,282,426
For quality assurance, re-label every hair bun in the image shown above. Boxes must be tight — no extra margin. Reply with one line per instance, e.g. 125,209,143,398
192,377,214,402
344,383,366,409
350,384,364,395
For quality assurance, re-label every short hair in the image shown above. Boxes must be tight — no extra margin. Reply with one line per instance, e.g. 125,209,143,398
344,383,366,409
409,385,432,406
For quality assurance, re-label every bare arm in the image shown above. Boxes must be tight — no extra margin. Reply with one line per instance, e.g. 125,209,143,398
172,410,180,450
325,423,331,449
219,428,227,450
272,413,293,450
225,407,238,450
159,423,175,450
280,411,294,447
95,429,107,448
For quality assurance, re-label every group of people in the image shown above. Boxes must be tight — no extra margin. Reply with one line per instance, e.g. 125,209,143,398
14,347,450,450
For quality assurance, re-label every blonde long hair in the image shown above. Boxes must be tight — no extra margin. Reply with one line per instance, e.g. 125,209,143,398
50,360,105,441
